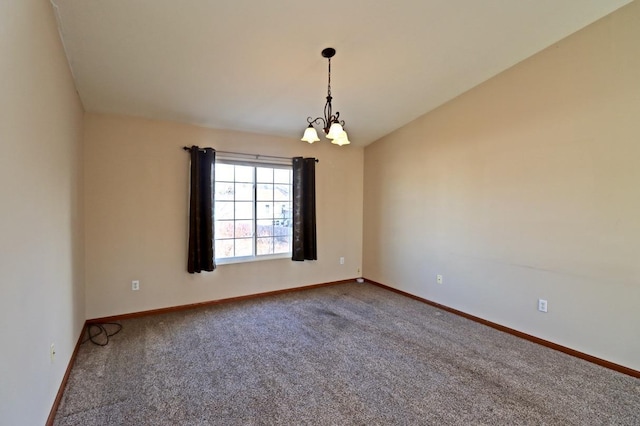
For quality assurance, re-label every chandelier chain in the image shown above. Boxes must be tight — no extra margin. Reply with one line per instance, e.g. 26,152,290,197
327,57,332,98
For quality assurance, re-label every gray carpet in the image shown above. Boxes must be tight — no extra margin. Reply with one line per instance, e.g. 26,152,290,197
54,282,639,425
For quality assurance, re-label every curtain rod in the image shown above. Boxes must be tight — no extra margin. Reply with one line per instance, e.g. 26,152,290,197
182,146,318,163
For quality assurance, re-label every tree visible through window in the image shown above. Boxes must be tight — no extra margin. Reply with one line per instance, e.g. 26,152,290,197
214,161,292,261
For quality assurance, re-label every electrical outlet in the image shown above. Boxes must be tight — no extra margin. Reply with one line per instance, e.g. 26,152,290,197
538,299,548,313
436,274,443,284
50,343,56,362
132,280,140,291
339,257,345,265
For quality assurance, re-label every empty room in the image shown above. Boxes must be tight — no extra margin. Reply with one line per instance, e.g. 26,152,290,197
1,0,639,425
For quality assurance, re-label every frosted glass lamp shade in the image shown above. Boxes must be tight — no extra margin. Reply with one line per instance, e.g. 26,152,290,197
331,130,350,146
326,122,343,140
301,125,320,143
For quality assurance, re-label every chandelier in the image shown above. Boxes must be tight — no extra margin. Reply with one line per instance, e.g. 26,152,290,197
301,47,350,146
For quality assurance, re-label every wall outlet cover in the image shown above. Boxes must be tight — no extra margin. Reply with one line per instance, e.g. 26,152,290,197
538,299,548,312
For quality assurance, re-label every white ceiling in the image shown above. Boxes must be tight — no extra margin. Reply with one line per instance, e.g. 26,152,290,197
51,0,631,146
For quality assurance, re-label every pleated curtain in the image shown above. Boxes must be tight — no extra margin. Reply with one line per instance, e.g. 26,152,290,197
291,157,317,261
187,146,216,273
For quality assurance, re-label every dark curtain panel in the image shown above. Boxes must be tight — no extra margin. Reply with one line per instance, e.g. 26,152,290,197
187,146,216,273
292,157,317,261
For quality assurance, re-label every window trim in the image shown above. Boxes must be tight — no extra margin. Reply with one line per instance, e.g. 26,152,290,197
215,252,291,266
214,159,293,263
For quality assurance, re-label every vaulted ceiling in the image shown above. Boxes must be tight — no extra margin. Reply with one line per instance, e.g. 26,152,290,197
52,0,631,146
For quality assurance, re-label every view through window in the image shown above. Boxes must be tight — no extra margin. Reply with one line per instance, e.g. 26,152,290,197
214,161,292,261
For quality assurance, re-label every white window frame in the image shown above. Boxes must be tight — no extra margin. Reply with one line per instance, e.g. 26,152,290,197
214,157,293,265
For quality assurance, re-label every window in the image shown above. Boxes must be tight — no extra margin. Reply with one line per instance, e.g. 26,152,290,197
214,161,292,263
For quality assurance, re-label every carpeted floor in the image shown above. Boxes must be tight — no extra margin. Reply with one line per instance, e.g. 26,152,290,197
54,282,639,425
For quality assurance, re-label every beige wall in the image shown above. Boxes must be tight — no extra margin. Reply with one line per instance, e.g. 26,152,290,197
363,2,640,371
84,113,363,319
0,0,85,424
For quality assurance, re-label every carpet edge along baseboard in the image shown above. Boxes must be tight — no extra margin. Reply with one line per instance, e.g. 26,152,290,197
86,279,357,323
48,277,638,425
365,278,639,379
47,278,356,425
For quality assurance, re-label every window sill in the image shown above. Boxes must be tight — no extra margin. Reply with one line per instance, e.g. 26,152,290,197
215,253,291,266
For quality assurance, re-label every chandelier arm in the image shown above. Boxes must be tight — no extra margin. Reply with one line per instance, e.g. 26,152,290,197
307,116,327,127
